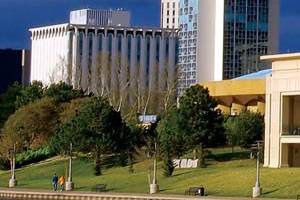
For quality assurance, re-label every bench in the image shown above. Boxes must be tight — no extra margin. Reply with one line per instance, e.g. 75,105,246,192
92,184,107,192
297,195,300,200
185,186,205,196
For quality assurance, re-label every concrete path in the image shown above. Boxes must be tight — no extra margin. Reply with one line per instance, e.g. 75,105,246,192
0,188,295,200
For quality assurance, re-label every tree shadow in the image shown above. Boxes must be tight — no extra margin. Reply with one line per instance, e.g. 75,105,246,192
262,189,279,195
172,171,193,177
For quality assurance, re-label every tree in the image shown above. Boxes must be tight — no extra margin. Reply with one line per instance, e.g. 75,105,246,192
0,82,23,128
15,81,44,109
51,97,128,176
157,107,186,176
0,97,59,158
224,111,264,148
45,81,85,103
178,85,225,166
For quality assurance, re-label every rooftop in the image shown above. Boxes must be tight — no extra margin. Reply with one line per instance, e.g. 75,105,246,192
234,69,272,80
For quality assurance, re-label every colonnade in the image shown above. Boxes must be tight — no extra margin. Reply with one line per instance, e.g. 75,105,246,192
70,26,178,98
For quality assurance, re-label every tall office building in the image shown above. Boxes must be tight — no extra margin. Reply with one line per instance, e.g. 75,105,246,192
0,49,31,93
161,0,180,28
198,0,279,82
70,9,131,27
163,0,279,93
177,0,198,94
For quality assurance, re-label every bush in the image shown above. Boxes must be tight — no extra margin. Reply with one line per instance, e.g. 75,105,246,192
0,158,9,170
16,146,55,167
224,111,264,148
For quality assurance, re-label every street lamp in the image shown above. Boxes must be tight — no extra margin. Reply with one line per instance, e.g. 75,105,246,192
66,143,74,191
252,140,263,198
138,114,159,194
9,144,17,188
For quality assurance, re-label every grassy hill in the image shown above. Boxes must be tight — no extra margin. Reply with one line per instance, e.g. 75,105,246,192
0,150,299,199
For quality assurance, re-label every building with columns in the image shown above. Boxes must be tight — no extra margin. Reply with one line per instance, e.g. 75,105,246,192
29,11,178,112
262,53,300,168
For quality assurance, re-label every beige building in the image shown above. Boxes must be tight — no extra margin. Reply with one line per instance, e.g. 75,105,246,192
262,53,300,168
160,0,179,29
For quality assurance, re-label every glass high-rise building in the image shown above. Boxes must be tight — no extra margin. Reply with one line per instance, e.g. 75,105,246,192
177,0,198,94
222,0,275,79
197,0,279,84
161,0,279,93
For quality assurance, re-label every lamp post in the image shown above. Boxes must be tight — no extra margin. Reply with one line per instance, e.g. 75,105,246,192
139,114,159,194
150,140,159,194
9,144,17,188
66,143,74,191
253,141,263,198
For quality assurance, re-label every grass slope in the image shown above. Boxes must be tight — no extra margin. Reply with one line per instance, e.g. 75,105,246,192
0,153,299,199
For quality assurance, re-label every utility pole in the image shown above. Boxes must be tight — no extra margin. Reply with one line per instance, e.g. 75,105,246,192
9,144,17,187
66,143,74,191
253,141,263,198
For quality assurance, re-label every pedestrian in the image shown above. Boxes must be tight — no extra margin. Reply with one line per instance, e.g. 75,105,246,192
52,173,58,191
59,175,65,192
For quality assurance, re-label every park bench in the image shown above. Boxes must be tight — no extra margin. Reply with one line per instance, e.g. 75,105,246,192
185,186,205,196
92,184,107,192
297,194,300,200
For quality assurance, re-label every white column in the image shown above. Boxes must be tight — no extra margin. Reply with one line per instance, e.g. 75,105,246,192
72,27,79,88
111,31,118,94
140,32,147,95
101,30,109,93
66,29,72,85
120,32,128,94
159,32,166,91
130,32,137,103
91,29,99,94
81,29,89,90
168,32,176,88
149,33,157,91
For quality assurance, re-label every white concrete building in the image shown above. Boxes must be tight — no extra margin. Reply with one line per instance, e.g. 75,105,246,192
29,23,178,102
262,53,300,168
161,0,179,28
70,9,130,27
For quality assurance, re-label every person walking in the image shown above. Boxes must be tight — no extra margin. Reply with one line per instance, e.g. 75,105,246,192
52,173,58,191
59,175,65,192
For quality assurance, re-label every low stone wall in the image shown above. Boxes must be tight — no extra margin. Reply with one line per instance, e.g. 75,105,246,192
0,190,200,200
0,189,288,200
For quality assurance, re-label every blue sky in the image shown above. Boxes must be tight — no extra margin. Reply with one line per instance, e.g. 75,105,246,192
0,0,299,53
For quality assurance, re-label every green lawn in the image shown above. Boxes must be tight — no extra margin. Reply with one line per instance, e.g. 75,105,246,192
0,153,300,199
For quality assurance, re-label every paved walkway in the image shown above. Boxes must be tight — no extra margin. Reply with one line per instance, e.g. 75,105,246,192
0,188,294,200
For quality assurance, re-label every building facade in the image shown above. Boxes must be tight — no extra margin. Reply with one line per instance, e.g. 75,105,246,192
161,0,180,29
29,24,178,109
262,53,300,168
70,9,131,27
198,0,279,83
163,0,279,93
0,49,30,93
177,0,198,94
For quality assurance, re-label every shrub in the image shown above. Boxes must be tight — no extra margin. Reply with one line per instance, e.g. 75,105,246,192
224,111,264,148
16,146,55,167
